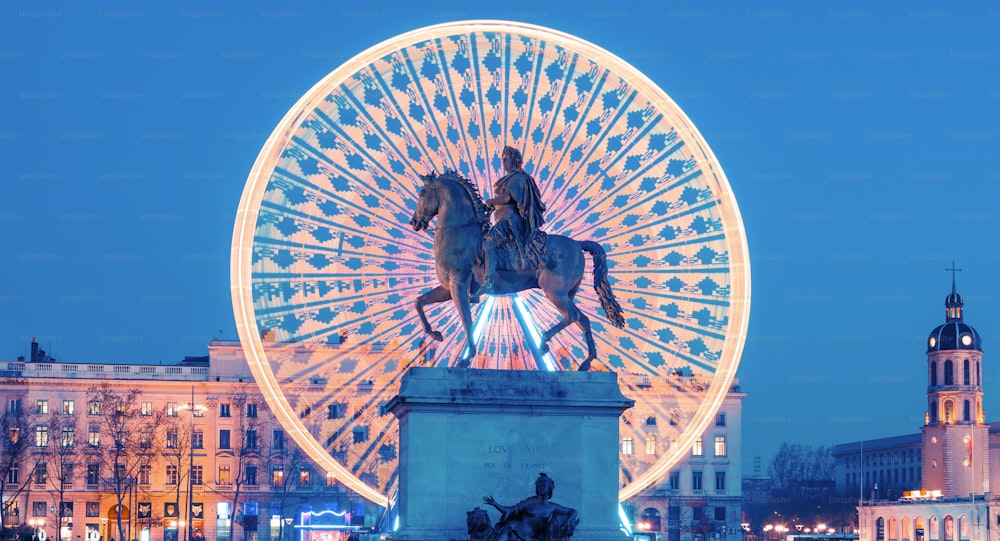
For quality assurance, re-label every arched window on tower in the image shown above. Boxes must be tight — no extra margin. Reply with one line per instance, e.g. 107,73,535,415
944,400,954,424
944,360,954,385
931,401,938,423
964,400,970,423
931,361,938,386
963,360,970,385
976,362,980,386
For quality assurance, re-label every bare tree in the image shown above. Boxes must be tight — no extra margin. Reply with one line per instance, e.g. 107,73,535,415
268,432,311,541
0,391,38,539
224,384,262,541
161,413,192,534
87,384,164,541
40,409,85,541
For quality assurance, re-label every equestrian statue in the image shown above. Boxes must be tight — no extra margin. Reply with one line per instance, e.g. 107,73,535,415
408,146,625,370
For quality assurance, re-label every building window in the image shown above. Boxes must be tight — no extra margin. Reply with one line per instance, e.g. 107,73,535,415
669,471,680,490
220,403,231,418
219,429,231,450
86,502,99,517
36,400,49,415
272,429,285,450
622,437,633,455
714,435,727,457
60,463,73,486
166,465,178,485
61,400,74,415
327,472,336,487
246,465,258,486
716,412,726,426
139,464,151,485
931,361,938,386
246,403,258,418
7,468,18,485
8,399,21,414
715,471,726,491
88,425,99,448
192,429,204,449
32,502,46,517
86,464,99,485
692,437,703,456
140,402,152,416
246,429,258,450
192,465,203,486
964,359,970,385
964,400,971,422
645,416,657,426
692,471,703,491
34,463,47,485
219,465,231,485
944,360,954,385
299,467,311,486
61,426,74,447
646,437,656,455
166,403,178,417
88,401,100,415
166,430,178,449
7,427,18,444
715,506,726,521
272,466,284,487
35,425,48,447
139,428,153,449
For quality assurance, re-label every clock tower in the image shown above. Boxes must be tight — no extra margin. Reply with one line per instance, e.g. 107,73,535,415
921,269,987,497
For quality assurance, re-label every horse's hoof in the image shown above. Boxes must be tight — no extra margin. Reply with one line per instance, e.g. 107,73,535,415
429,331,443,342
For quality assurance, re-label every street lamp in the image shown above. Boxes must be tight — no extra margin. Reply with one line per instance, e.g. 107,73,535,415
284,517,294,541
28,518,45,541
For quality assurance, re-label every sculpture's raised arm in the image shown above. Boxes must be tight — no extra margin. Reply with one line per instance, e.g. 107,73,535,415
482,495,508,515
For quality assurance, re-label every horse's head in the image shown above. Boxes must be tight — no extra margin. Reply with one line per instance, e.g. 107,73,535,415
409,172,438,232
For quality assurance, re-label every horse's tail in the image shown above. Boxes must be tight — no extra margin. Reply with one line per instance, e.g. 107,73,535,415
580,241,625,328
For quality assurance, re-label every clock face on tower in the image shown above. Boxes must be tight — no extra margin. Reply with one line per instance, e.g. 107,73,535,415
929,336,937,348
962,334,973,346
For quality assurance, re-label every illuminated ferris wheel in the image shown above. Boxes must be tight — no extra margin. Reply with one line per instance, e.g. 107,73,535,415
231,20,750,505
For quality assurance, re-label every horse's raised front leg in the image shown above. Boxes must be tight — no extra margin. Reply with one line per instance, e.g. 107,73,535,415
450,281,476,368
414,286,451,342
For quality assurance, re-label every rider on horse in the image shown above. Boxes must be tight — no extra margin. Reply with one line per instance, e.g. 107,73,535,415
480,146,547,295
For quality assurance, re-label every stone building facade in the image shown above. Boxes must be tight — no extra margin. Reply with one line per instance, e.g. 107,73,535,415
0,339,375,541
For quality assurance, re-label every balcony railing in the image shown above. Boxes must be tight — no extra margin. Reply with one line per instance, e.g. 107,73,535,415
2,362,210,382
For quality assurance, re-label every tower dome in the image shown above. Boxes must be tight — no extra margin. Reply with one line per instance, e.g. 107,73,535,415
927,265,981,352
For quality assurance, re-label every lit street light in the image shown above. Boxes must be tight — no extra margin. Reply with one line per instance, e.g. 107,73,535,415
28,518,45,541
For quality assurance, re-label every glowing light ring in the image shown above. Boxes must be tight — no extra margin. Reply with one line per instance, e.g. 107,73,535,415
231,20,751,504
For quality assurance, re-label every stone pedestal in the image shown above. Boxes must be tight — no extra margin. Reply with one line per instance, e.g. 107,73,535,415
388,367,633,541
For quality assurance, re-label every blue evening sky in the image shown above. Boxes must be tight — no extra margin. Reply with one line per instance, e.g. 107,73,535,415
2,2,999,467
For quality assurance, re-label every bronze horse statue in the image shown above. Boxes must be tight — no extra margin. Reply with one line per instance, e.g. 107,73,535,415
409,170,625,370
